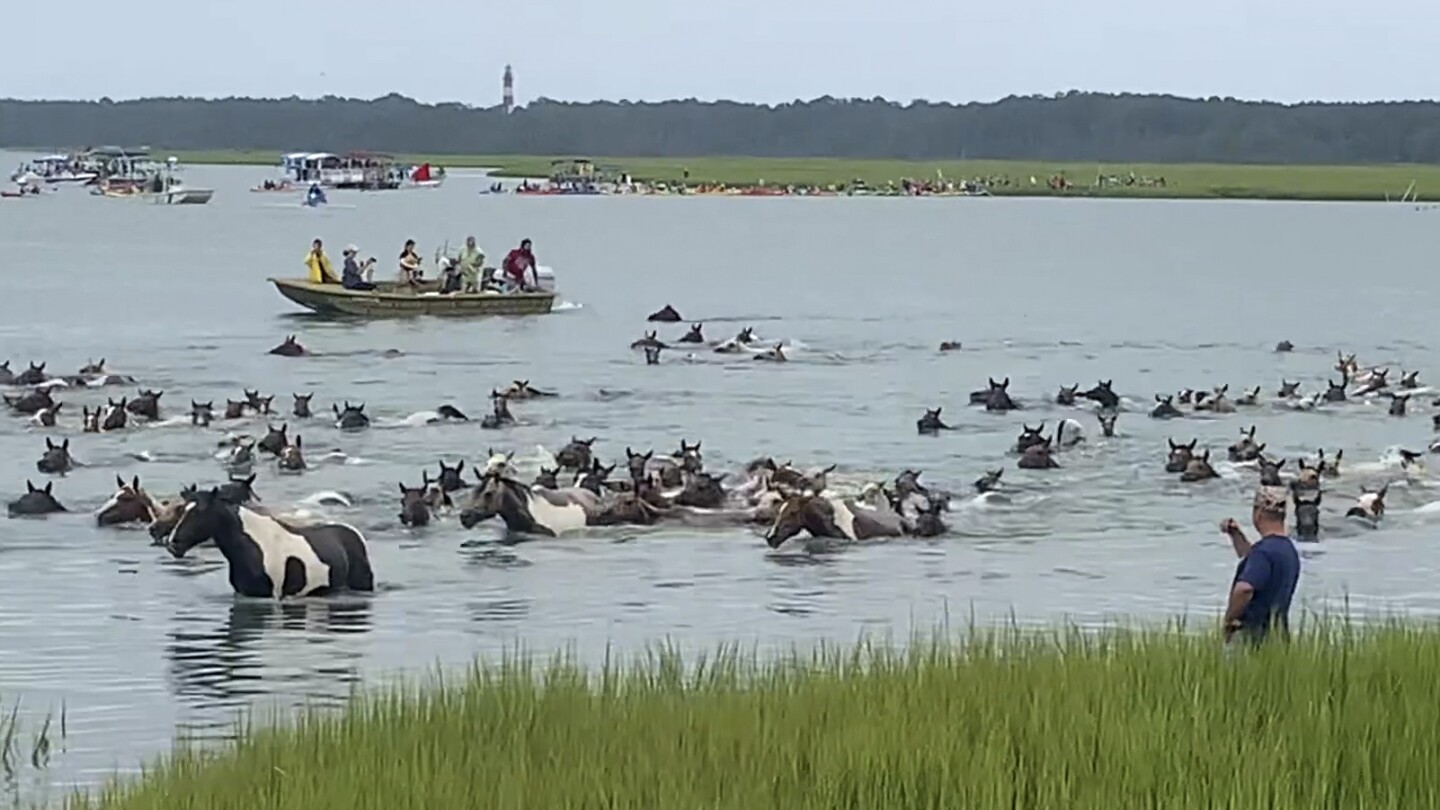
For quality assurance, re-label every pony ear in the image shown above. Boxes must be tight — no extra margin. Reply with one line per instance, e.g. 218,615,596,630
132,475,141,490
43,481,52,494
116,474,126,488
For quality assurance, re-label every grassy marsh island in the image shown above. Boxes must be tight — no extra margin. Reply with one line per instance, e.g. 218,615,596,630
173,149,1440,200
71,622,1440,809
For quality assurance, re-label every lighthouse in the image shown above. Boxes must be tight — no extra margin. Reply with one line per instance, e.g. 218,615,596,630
502,64,514,113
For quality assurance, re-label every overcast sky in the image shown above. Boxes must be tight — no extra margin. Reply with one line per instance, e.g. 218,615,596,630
5,0,1432,105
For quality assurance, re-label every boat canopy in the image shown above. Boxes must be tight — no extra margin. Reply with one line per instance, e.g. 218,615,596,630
33,154,70,163
85,146,150,158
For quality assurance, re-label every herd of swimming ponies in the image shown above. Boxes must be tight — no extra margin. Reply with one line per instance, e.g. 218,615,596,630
0,310,1432,600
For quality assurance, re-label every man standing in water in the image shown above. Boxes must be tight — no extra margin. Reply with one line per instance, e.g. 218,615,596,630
1219,486,1301,646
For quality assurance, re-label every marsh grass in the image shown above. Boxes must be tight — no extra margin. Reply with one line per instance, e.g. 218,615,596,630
68,619,1440,809
174,149,1440,200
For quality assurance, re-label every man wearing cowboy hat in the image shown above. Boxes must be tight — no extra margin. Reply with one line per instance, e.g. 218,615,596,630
1219,486,1301,646
340,244,377,291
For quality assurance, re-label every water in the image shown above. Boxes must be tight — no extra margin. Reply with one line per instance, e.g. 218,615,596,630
3,151,1440,800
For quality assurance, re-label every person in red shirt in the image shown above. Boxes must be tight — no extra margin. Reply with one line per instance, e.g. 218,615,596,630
501,239,536,290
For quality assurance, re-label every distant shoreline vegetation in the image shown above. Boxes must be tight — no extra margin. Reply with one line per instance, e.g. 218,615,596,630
173,151,1440,201
7,90,1440,168
68,620,1440,809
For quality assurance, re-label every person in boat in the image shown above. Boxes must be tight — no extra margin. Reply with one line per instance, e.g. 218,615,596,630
502,238,537,291
456,236,485,293
306,183,327,206
398,239,423,284
305,239,340,284
341,245,377,291
438,256,464,294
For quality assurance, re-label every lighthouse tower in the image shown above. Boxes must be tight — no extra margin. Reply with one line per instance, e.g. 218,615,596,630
502,65,514,113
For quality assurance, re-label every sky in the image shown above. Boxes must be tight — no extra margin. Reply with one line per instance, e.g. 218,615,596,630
5,0,1434,105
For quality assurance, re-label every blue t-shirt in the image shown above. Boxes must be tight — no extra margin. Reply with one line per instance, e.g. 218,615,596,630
1232,535,1301,639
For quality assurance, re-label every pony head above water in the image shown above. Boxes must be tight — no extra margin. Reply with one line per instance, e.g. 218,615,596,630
1235,386,1261,406
81,406,100,433
9,479,64,516
1096,410,1118,437
217,473,260,505
677,471,728,509
97,474,159,526
1389,392,1411,417
127,388,163,419
974,468,1003,493
1316,448,1342,477
1017,437,1057,470
258,423,289,456
191,400,214,427
101,397,127,431
1180,449,1218,482
399,481,433,527
672,440,704,474
1014,423,1047,454
1274,340,1294,353
1227,425,1263,462
277,435,306,471
1081,380,1119,409
1258,455,1286,486
753,344,787,363
575,459,618,495
333,401,370,431
36,437,73,475
1150,394,1181,420
224,399,247,419
624,447,654,482
555,436,597,470
79,358,106,375
269,335,307,357
244,389,274,414
1346,483,1388,521
504,380,556,400
436,459,466,492
292,393,314,418
1055,384,1079,406
15,362,47,387
678,324,705,344
981,377,1016,412
533,466,560,489
1400,370,1421,390
646,304,683,323
1278,380,1300,398
1166,438,1198,473
917,407,951,435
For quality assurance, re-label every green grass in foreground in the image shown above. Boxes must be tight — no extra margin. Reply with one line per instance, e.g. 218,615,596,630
172,148,1440,201
72,621,1440,809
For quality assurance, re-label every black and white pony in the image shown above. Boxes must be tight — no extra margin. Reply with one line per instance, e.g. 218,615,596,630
458,472,600,535
163,486,374,598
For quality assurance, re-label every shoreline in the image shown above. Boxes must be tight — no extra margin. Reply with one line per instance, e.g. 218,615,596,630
134,150,1440,202
69,620,1440,808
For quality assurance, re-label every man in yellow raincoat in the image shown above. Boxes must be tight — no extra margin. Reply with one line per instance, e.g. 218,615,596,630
305,238,339,284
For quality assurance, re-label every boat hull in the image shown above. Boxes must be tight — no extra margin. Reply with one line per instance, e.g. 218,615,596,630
146,189,214,205
269,278,556,318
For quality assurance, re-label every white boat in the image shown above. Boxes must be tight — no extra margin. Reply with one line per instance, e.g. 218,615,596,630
148,187,214,205
9,154,99,185
138,158,214,205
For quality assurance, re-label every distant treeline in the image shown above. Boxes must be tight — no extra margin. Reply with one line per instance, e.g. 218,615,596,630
5,92,1440,164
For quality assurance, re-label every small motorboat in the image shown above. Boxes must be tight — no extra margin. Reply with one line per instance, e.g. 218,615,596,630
1,184,44,199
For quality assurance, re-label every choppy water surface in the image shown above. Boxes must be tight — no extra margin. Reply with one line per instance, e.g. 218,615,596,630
2,151,1440,799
